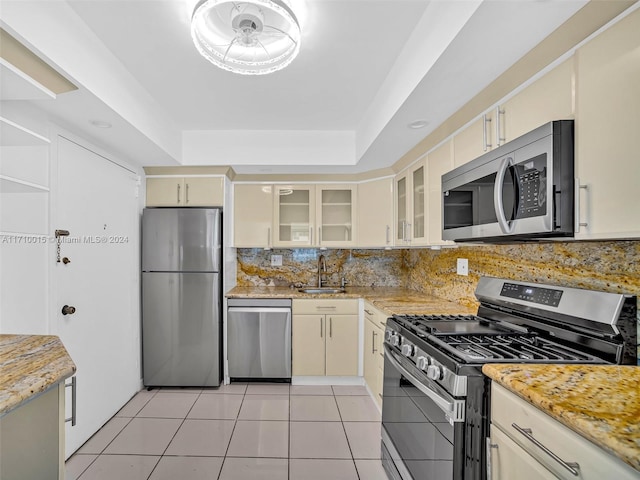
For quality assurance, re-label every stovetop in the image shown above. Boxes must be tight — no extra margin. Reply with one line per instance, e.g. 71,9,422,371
390,314,606,364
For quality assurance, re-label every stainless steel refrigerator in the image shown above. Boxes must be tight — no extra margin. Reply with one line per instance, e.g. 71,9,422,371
141,207,222,387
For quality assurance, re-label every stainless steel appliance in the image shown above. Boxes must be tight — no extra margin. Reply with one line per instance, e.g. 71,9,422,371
141,208,222,387
227,298,292,380
442,120,574,242
381,277,636,480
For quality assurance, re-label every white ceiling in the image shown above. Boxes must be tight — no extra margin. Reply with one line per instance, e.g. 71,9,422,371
0,0,589,173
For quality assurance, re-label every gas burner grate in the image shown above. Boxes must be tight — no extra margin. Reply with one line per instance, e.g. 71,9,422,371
434,333,600,363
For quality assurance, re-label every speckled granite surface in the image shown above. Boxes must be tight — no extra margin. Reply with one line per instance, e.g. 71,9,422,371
483,364,640,472
0,335,76,417
226,286,475,316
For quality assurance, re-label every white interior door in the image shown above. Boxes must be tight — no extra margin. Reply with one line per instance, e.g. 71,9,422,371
51,136,141,457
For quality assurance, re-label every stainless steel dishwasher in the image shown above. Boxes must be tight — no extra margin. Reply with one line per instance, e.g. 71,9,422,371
227,298,292,380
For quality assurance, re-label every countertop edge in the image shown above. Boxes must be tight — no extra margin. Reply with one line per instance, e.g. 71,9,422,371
0,335,77,417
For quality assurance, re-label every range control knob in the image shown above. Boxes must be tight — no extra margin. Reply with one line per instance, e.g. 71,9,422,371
416,356,429,370
426,365,443,381
391,334,401,347
401,343,414,357
385,330,393,342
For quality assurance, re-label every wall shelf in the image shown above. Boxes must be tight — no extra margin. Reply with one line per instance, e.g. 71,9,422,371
0,116,50,146
0,175,49,193
0,59,56,101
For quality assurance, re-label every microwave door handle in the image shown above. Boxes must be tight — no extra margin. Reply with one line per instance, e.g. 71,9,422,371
494,156,516,234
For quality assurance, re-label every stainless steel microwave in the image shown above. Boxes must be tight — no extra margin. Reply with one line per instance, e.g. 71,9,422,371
442,120,574,242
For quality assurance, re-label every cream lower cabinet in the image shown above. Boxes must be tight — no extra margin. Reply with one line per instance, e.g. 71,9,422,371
0,384,65,480
233,183,273,247
574,8,640,239
489,382,639,480
146,176,224,206
292,299,359,377
363,301,386,407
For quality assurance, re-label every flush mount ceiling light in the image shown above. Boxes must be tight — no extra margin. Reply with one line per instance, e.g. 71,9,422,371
408,120,429,129
191,0,301,75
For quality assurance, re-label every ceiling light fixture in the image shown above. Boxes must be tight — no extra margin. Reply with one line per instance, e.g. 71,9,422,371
89,120,112,129
191,0,301,75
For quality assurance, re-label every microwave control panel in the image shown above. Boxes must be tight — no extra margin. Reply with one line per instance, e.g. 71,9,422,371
516,153,547,218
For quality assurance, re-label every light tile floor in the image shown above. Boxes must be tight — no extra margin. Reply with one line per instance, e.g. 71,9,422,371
65,384,388,480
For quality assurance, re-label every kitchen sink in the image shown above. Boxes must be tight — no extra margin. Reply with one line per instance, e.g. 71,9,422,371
298,287,346,294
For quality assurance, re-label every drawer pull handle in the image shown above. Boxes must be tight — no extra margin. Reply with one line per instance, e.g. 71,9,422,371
512,423,580,476
364,309,373,315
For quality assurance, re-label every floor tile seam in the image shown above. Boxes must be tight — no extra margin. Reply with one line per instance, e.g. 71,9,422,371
125,389,158,417
335,396,361,480
71,453,100,480
81,414,135,456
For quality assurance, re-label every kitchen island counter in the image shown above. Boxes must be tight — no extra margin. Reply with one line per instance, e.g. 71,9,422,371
226,286,475,316
0,334,76,416
483,363,640,472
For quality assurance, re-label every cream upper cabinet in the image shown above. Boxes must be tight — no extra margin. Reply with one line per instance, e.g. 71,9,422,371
146,176,224,207
497,58,574,146
273,185,316,247
233,184,273,248
395,160,427,245
273,184,357,247
317,184,357,248
292,299,359,377
426,139,456,246
574,9,640,239
357,177,393,248
453,112,494,167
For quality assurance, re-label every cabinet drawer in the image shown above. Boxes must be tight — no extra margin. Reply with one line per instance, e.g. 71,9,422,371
363,301,388,329
293,299,358,315
491,383,638,480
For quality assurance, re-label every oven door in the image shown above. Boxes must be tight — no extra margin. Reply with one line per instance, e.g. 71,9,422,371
381,344,466,480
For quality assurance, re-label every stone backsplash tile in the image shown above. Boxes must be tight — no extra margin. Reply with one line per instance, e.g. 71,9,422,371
236,248,408,288
237,241,639,310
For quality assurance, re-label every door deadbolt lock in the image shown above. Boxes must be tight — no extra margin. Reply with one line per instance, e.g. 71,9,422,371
61,305,76,315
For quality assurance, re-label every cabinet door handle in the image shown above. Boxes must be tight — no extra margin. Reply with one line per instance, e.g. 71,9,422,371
310,227,313,245
65,376,77,426
401,221,406,243
386,225,390,244
486,438,498,480
364,309,373,315
483,114,492,151
372,331,377,354
186,183,190,204
495,106,505,146
177,183,181,203
406,223,411,242
267,227,271,248
329,317,332,338
511,423,580,476
575,179,589,232
320,317,323,338
319,227,322,245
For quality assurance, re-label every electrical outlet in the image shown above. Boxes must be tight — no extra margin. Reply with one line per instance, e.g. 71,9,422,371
457,258,469,276
271,255,283,267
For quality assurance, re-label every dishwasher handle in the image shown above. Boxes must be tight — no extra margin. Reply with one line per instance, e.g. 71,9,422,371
228,307,292,314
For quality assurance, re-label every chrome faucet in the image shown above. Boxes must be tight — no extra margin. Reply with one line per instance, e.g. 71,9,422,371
317,254,326,287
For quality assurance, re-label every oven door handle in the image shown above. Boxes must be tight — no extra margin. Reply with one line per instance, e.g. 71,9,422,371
384,344,464,423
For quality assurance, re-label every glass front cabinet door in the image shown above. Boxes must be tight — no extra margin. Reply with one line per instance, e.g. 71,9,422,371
273,185,316,247
317,185,357,247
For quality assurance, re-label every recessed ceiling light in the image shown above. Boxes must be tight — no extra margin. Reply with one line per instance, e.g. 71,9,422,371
89,120,112,129
408,120,429,129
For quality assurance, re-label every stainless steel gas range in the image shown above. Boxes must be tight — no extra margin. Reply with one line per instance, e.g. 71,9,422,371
381,277,637,480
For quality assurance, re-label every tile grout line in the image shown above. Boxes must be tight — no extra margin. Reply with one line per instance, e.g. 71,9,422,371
332,387,362,480
217,384,248,480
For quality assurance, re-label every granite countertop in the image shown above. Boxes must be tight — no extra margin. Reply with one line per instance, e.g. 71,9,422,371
226,286,476,316
0,334,76,417
483,364,640,472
